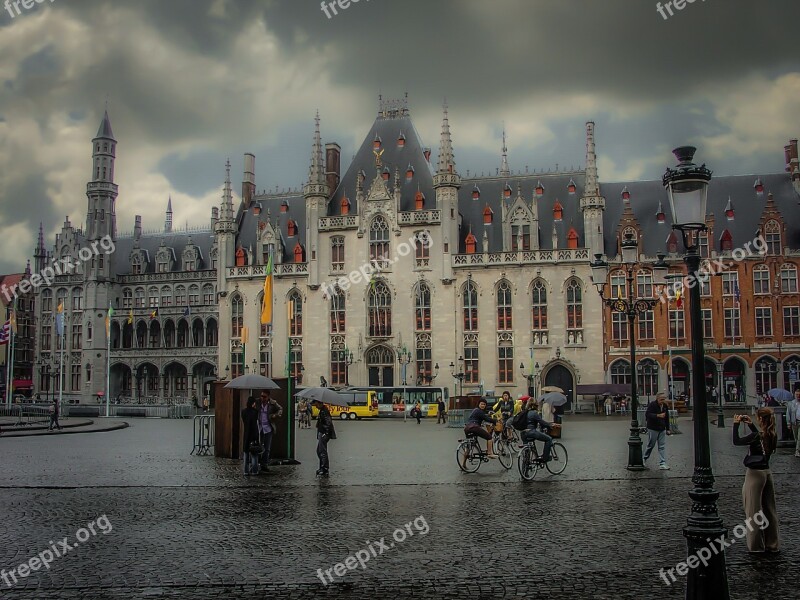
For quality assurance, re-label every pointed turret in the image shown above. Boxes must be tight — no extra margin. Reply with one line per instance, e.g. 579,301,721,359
433,101,460,282
499,129,510,178
304,113,328,288
34,222,47,272
580,121,606,257
220,159,234,222
436,102,456,176
96,110,115,141
304,112,330,199
165,197,173,232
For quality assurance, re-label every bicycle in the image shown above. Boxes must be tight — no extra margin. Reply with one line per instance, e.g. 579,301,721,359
457,432,514,472
517,436,568,481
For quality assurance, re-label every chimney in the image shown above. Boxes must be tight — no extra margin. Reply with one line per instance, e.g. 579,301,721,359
786,139,800,180
211,206,218,231
242,153,256,207
134,215,142,240
325,143,341,198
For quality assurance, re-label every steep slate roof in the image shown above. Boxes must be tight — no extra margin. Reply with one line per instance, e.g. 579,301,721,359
329,114,435,215
113,231,215,275
458,173,586,253
239,193,306,262
601,173,800,257
96,110,114,139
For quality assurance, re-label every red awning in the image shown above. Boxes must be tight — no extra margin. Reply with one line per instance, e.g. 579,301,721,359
12,379,33,388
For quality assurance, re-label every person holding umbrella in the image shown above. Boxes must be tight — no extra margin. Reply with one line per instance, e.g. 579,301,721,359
311,398,336,476
258,390,283,472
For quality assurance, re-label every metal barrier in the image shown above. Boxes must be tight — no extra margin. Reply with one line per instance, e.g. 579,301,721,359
0,405,23,426
446,409,468,428
191,415,215,455
1,405,53,426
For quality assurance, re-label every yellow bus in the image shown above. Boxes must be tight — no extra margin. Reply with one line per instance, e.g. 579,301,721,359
347,386,449,418
309,390,378,420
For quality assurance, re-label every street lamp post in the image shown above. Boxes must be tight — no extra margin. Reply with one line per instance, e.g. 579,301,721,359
343,347,354,386
449,357,465,397
519,361,540,397
397,345,412,386
591,242,668,471
664,145,729,600
716,345,725,428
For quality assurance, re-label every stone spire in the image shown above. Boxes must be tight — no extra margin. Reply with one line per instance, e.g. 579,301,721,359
436,101,456,175
165,196,173,232
500,129,510,178
220,159,234,221
308,111,325,185
585,121,599,196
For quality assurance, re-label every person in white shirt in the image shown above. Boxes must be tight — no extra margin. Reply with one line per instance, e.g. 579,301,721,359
787,389,800,458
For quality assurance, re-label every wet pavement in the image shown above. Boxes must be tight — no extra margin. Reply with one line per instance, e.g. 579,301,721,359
0,416,798,599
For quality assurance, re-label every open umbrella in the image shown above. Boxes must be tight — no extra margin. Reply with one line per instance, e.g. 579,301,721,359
540,391,568,407
296,387,348,407
767,388,793,403
224,374,280,390
540,385,564,394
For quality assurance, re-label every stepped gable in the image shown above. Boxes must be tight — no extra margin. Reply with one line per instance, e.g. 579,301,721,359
113,230,214,275
601,173,800,258
329,109,435,216
457,172,586,253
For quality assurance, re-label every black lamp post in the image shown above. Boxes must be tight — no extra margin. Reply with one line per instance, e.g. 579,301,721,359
449,357,465,397
716,345,725,428
519,361,540,397
397,345,412,386
591,241,668,470
663,146,729,600
343,347,354,386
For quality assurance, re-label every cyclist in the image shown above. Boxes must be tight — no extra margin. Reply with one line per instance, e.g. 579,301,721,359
521,399,553,463
464,398,499,458
493,391,515,440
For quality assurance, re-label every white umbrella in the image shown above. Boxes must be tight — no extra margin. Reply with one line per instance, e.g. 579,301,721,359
540,392,568,407
224,374,280,390
540,385,564,393
296,387,349,407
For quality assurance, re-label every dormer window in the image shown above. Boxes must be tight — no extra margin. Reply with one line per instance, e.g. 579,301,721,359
720,229,733,252
157,259,169,273
666,231,679,254
235,247,247,267
287,220,297,237
340,195,351,216
382,167,390,181
754,178,764,194
553,200,563,222
293,242,305,263
567,227,579,249
397,132,405,147
725,197,735,220
465,232,477,254
483,205,494,224
280,200,289,214
373,134,382,150
406,164,414,180
535,181,544,196
503,183,512,199
253,203,262,216
472,185,480,200
423,148,431,163
622,186,630,200
568,178,576,194
415,190,425,211
656,200,666,223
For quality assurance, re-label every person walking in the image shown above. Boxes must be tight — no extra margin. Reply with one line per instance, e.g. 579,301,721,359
733,409,780,553
202,395,210,413
436,397,447,424
787,389,800,458
48,399,62,431
241,397,260,476
258,390,283,472
412,401,423,424
311,398,336,476
297,398,310,429
643,392,671,470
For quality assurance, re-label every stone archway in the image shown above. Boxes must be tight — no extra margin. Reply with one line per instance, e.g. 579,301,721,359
366,344,394,387
542,363,576,411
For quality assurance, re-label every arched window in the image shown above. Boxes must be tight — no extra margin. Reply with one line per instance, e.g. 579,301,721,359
330,289,345,334
497,281,512,330
610,360,631,385
780,264,798,293
188,285,200,305
463,281,478,332
231,294,243,338
414,231,430,268
134,287,145,308
42,289,53,312
202,284,214,304
331,236,345,272
610,270,626,299
289,290,303,336
531,279,547,331
148,286,159,307
415,282,431,331
161,286,172,307
755,357,778,394
566,279,583,332
368,281,392,337
783,356,800,391
637,359,659,398
636,270,653,299
175,285,186,306
122,288,132,309
753,266,770,295
765,221,781,255
369,216,390,267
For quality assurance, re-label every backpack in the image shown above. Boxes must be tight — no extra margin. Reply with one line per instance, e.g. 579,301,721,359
511,410,528,431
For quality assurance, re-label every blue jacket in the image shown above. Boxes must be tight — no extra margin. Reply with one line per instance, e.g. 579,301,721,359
525,409,552,431
466,407,496,426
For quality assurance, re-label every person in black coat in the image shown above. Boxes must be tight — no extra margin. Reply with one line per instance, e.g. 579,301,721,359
241,397,260,476
312,399,336,476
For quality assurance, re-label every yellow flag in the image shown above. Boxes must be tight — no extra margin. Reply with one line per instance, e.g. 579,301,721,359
241,326,249,345
260,254,273,325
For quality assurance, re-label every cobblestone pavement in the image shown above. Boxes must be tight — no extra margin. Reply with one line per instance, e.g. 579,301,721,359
0,416,797,599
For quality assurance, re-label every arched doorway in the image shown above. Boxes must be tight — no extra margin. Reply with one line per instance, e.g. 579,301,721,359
109,363,132,400
543,364,575,411
723,357,746,403
671,358,690,399
782,355,800,392
367,345,394,387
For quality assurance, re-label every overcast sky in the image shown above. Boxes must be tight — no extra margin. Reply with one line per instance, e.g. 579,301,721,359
0,0,798,274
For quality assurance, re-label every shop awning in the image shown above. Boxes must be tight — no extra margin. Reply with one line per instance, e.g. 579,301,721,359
12,379,33,388
576,384,629,396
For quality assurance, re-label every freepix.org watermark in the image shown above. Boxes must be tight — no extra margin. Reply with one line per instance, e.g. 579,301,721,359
321,230,431,299
656,0,707,21
0,235,115,303
659,510,769,586
316,515,429,585
320,0,370,19
1,515,112,588
3,0,56,20
656,235,766,305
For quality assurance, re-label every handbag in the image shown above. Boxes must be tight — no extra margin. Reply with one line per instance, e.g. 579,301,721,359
743,439,768,469
249,441,263,454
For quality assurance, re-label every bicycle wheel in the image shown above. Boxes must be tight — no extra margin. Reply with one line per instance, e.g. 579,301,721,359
496,440,513,470
546,442,568,475
518,445,538,481
457,441,481,473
